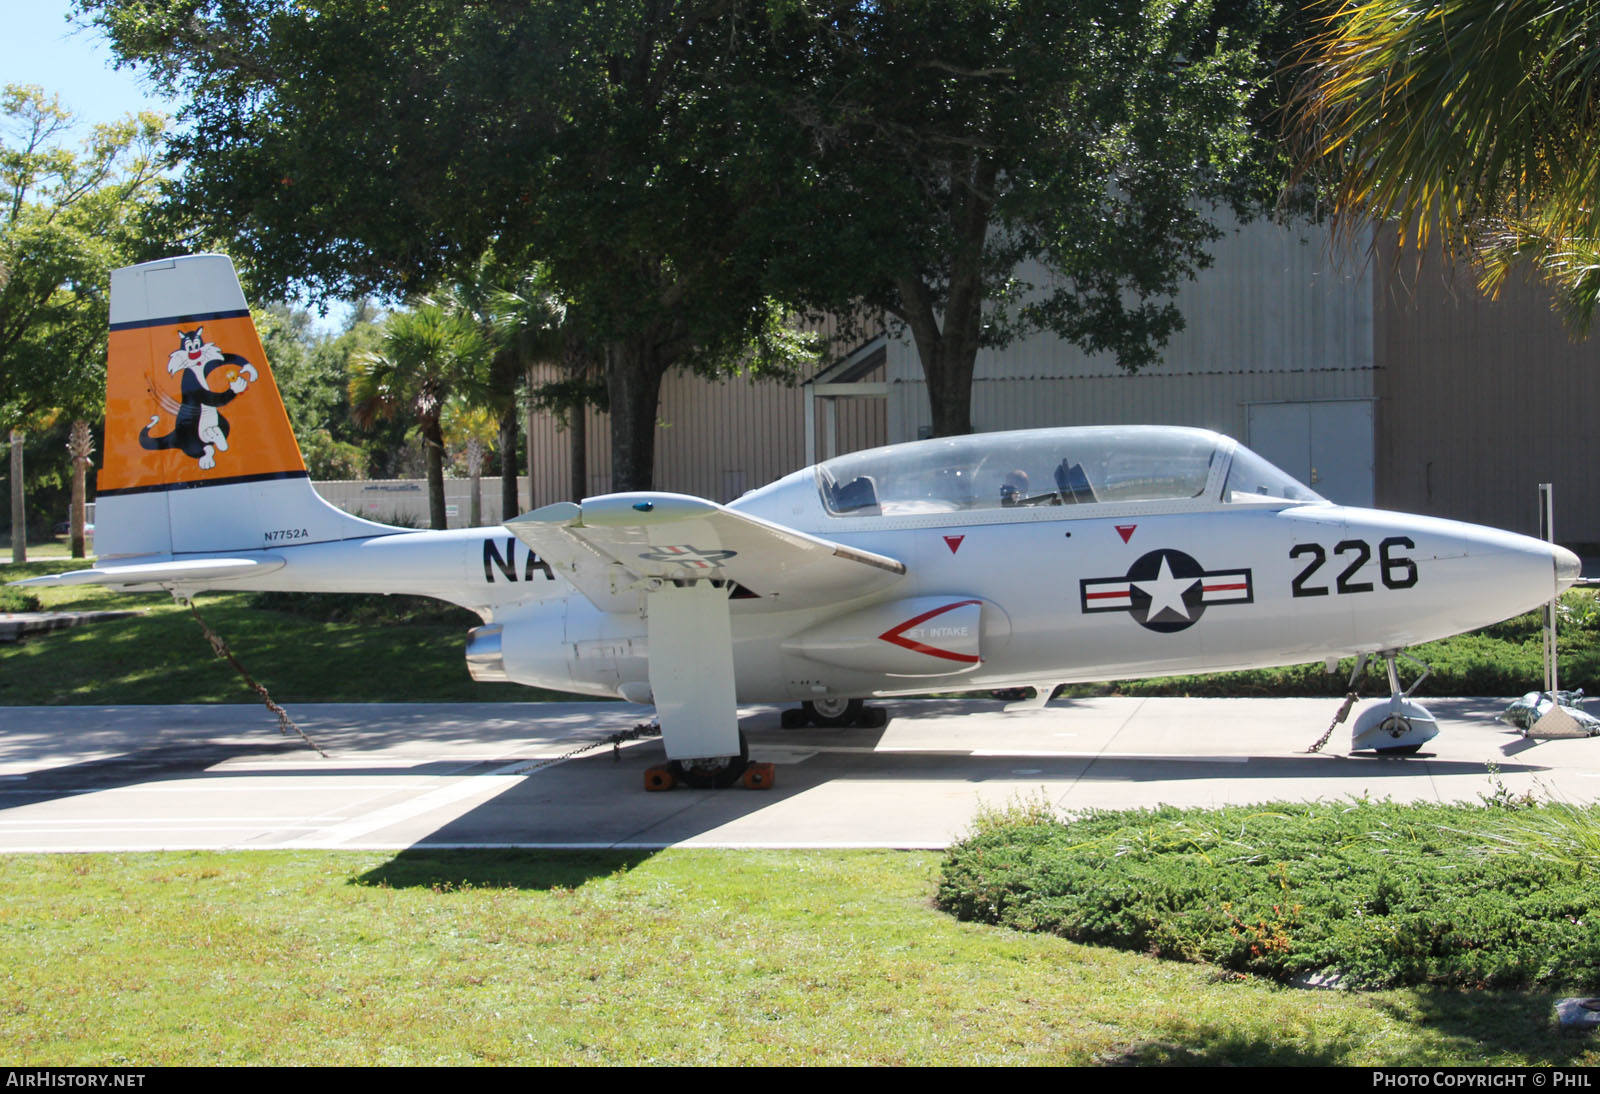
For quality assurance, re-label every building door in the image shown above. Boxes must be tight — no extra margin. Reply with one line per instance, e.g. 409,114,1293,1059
1247,400,1374,507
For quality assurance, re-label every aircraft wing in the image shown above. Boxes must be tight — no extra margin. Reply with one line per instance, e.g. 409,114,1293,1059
505,492,905,613
8,555,286,591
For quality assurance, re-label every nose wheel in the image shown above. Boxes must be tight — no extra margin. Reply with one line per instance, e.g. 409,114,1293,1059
1348,650,1440,755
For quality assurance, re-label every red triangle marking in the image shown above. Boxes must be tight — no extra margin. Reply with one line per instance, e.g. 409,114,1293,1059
1116,525,1137,544
944,535,965,554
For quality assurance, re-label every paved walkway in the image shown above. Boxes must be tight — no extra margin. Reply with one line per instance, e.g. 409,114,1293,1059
0,696,1597,852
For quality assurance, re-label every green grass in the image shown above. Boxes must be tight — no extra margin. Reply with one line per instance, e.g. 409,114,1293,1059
1,847,1595,1066
0,536,76,560
0,559,581,704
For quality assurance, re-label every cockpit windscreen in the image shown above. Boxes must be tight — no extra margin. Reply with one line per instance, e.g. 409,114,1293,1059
815,426,1318,516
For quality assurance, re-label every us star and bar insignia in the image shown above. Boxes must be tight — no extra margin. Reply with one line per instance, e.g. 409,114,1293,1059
1079,548,1253,633
637,544,738,569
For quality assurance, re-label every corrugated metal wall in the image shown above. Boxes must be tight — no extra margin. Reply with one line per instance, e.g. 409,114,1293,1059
315,478,531,527
1374,239,1600,541
524,363,886,506
886,216,1377,441
925,369,1376,441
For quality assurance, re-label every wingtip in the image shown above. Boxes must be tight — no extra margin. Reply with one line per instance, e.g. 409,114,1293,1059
579,493,720,526
510,501,583,527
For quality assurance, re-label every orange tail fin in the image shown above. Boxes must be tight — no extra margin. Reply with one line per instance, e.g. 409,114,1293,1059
96,254,387,558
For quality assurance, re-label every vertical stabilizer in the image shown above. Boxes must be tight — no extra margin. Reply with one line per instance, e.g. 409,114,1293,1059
96,254,392,558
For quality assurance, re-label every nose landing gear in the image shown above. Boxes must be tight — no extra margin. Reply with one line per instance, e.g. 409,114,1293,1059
1311,650,1440,756
1348,650,1440,755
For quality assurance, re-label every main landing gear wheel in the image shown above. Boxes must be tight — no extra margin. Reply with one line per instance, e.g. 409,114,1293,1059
783,698,888,729
805,698,864,727
669,730,751,789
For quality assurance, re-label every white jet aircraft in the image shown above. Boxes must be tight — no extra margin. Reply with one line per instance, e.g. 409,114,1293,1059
15,255,1582,787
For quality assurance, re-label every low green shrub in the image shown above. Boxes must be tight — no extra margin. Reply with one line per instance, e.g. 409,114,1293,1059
246,590,478,626
938,799,1600,990
0,587,41,612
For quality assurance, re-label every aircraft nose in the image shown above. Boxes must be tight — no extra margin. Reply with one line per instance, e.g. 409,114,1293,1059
1554,544,1583,591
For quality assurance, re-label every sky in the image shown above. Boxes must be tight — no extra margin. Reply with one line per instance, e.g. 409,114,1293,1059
1,2,180,128
1,3,363,329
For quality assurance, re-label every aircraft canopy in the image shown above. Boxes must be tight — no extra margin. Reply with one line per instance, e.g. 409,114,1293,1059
815,425,1324,516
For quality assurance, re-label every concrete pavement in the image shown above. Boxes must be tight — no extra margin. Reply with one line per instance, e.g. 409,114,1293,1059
1,696,1597,852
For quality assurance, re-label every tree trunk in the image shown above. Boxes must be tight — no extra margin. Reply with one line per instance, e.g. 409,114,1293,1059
423,419,448,529
604,338,667,493
896,153,995,438
925,348,977,438
896,275,979,438
68,419,93,559
569,403,587,501
498,405,520,519
466,436,483,526
9,430,24,563
525,363,539,508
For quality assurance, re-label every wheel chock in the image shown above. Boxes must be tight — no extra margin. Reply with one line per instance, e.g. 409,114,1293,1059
644,765,677,792
740,762,777,790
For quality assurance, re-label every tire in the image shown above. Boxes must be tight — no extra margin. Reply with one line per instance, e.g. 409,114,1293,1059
803,698,863,728
670,730,750,789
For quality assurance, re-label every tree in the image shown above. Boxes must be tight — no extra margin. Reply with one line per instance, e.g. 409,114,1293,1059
0,83,164,555
759,1,1295,436
256,302,374,480
441,399,497,526
484,264,587,503
428,253,568,515
80,0,817,491
1291,0,1600,328
349,303,489,529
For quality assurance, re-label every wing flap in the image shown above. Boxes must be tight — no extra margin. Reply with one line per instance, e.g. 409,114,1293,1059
506,492,905,613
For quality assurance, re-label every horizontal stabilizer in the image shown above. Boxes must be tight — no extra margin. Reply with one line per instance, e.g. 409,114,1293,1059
9,555,285,590
507,491,905,613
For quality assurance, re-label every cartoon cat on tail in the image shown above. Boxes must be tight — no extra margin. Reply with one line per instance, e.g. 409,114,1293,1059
139,327,259,470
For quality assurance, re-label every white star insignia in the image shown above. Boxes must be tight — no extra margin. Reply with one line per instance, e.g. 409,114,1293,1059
1134,555,1199,621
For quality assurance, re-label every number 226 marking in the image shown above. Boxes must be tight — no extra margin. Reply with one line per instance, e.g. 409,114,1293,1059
1290,536,1418,597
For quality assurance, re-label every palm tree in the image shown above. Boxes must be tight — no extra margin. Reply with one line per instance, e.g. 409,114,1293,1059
1292,0,1600,326
433,256,571,514
349,304,489,529
442,398,498,526
487,268,578,502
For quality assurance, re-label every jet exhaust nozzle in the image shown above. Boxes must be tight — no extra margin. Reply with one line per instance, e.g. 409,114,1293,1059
466,623,508,682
